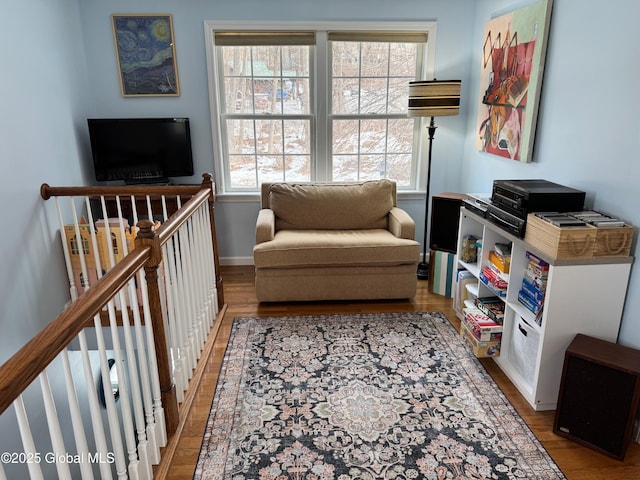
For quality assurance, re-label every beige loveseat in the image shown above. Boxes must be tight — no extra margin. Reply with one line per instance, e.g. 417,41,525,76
253,180,420,302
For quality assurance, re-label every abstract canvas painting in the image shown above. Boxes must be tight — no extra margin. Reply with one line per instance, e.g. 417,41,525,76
476,0,553,162
112,14,180,97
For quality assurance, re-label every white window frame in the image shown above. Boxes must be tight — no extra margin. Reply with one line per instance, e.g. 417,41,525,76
203,21,437,198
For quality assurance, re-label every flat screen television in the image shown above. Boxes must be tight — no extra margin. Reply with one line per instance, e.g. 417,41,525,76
87,117,194,184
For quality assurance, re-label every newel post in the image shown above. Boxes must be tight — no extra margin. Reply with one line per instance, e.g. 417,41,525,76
201,173,224,309
136,220,180,435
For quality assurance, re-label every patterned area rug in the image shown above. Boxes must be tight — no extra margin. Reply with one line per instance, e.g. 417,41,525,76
194,313,565,479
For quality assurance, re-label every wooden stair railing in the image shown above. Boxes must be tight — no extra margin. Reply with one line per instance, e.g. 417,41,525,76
0,174,225,479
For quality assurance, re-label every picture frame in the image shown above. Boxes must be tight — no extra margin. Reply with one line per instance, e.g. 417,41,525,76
111,14,180,97
476,0,553,162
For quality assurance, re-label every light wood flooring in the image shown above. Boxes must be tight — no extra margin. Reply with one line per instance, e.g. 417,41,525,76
163,265,640,479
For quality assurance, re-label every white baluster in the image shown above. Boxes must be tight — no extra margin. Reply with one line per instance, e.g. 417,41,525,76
201,203,219,319
186,217,205,352
84,196,105,282
93,309,128,480
69,198,94,295
13,396,44,480
197,206,215,326
113,199,152,478
171,197,197,375
106,300,140,480
87,193,131,478
160,195,169,222
54,197,79,301
173,231,196,373
180,220,197,356
178,225,198,372
80,196,116,479
162,240,187,401
60,349,93,479
193,214,208,349
131,279,160,464
145,195,154,222
39,371,72,479
76,327,113,480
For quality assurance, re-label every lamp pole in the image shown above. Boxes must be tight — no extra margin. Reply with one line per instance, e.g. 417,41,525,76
417,116,437,280
407,79,461,280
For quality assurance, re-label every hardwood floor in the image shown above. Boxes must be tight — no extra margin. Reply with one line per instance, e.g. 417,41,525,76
164,265,640,479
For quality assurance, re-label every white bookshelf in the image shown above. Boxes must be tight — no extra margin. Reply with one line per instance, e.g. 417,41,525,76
455,208,633,411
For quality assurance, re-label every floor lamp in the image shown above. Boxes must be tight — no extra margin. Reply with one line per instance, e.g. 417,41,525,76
408,80,461,280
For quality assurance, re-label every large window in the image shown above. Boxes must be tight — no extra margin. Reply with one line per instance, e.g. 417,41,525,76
206,23,434,193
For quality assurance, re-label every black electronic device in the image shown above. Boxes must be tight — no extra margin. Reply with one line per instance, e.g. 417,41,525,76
88,117,194,184
492,179,586,219
486,203,527,237
462,194,492,219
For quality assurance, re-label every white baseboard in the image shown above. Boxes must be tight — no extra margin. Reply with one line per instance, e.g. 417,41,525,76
220,256,254,266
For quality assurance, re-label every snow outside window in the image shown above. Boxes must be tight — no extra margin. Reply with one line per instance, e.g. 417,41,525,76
206,24,432,194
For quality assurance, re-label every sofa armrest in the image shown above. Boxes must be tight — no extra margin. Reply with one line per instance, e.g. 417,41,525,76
256,209,275,244
388,207,416,240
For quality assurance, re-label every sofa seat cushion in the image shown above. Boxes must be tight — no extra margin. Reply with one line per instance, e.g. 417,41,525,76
253,229,419,268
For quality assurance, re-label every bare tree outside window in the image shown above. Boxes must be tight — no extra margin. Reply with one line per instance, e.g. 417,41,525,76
331,41,417,186
213,29,426,192
220,44,311,188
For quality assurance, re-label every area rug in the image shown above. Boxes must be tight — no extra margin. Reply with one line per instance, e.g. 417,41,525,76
194,312,565,479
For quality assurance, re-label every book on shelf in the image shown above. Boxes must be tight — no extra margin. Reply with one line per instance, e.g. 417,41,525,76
481,266,508,289
480,271,507,297
488,250,510,274
524,268,547,290
527,261,549,279
525,251,549,269
462,308,503,341
521,277,545,302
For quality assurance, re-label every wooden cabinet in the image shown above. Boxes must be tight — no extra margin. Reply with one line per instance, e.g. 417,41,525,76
455,208,633,411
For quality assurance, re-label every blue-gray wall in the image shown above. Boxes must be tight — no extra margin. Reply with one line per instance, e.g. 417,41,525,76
77,0,475,264
460,0,640,347
0,1,94,475
1,0,639,365
0,0,93,362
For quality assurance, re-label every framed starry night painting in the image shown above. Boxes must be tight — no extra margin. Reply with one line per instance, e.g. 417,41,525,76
112,14,180,97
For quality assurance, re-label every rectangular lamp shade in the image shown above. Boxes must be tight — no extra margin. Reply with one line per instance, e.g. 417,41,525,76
408,80,461,117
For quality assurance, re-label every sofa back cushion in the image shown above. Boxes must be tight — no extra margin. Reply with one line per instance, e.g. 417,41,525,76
265,180,396,230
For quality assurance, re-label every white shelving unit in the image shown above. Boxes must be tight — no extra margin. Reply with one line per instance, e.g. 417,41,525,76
456,208,633,411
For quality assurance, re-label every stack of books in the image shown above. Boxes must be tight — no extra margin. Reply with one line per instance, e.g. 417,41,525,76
463,308,503,342
480,242,511,297
460,305,502,357
517,251,548,324
480,267,508,296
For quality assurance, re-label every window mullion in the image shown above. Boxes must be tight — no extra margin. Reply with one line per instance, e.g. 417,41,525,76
315,30,329,182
